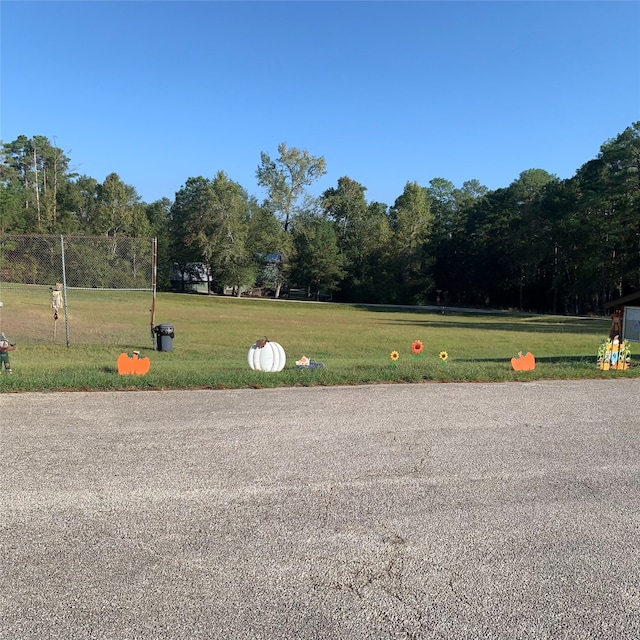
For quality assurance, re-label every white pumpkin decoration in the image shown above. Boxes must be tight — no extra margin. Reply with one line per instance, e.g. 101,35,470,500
248,338,286,372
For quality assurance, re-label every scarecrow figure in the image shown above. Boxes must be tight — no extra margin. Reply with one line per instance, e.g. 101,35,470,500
51,283,64,338
609,309,624,340
0,332,16,374
51,283,63,321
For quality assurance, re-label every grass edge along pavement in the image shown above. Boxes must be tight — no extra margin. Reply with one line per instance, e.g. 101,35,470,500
0,292,637,392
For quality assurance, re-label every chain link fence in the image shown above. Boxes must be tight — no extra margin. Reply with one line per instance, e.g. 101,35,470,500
0,235,157,347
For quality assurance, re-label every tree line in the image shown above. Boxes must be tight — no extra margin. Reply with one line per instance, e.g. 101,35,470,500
1,123,638,314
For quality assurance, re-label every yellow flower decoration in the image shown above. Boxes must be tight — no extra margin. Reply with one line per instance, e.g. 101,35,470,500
411,340,424,355
390,350,400,362
439,351,448,362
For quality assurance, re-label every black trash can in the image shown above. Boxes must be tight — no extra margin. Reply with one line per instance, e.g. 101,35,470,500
153,323,175,352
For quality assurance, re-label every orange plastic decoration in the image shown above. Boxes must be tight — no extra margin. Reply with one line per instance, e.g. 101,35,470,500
117,351,151,375
511,351,535,371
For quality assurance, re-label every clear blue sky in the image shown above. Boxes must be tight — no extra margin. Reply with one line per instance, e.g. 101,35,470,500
2,1,639,207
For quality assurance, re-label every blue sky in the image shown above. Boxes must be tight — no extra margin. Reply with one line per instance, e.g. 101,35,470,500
2,1,639,207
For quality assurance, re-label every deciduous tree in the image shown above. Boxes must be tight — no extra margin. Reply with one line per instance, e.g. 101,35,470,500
389,181,434,303
256,142,327,233
290,213,345,300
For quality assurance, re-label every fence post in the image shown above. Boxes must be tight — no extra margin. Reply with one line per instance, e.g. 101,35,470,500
60,235,70,347
151,237,157,349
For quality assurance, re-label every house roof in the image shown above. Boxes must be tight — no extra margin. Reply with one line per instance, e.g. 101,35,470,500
604,291,640,310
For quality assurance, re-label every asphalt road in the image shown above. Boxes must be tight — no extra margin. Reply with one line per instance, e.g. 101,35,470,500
1,380,639,640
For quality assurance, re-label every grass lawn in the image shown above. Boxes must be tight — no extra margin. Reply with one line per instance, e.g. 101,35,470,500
0,288,636,392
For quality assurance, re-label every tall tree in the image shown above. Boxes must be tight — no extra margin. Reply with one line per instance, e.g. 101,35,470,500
427,178,461,262
357,202,396,303
320,178,397,302
0,164,26,233
93,172,142,237
428,177,488,305
1,135,72,232
321,176,370,298
207,171,254,296
389,181,434,304
595,122,640,295
290,213,345,300
60,175,99,233
462,170,558,309
255,143,326,297
169,176,216,291
321,176,368,252
539,177,585,313
169,173,253,295
508,169,558,309
246,200,287,295
145,197,172,290
256,142,327,233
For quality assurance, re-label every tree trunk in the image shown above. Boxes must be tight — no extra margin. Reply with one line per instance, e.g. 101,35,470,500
32,148,41,225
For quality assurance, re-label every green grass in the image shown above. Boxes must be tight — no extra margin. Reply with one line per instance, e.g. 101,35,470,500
0,288,637,392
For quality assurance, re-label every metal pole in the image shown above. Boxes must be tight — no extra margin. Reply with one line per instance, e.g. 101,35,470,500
150,237,157,349
60,235,70,348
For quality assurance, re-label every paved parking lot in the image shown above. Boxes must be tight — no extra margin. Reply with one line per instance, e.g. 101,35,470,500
1,380,639,639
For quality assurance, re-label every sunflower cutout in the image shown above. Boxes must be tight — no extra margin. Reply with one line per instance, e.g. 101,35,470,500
390,350,400,366
439,351,449,364
411,339,424,360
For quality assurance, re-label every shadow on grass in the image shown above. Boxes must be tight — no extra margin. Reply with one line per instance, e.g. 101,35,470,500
375,317,607,335
453,355,596,364
358,305,608,334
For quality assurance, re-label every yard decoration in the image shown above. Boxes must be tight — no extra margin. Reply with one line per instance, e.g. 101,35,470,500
296,355,324,370
51,283,63,320
51,283,64,337
0,332,16,373
439,351,449,364
411,340,424,360
117,351,151,375
619,340,631,370
598,338,612,370
609,310,623,339
597,336,630,371
248,337,286,372
511,351,535,371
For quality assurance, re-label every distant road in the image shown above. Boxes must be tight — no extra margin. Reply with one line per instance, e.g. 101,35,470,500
2,379,639,639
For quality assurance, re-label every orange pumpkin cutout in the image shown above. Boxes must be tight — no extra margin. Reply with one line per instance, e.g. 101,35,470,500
117,351,151,376
511,351,535,371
